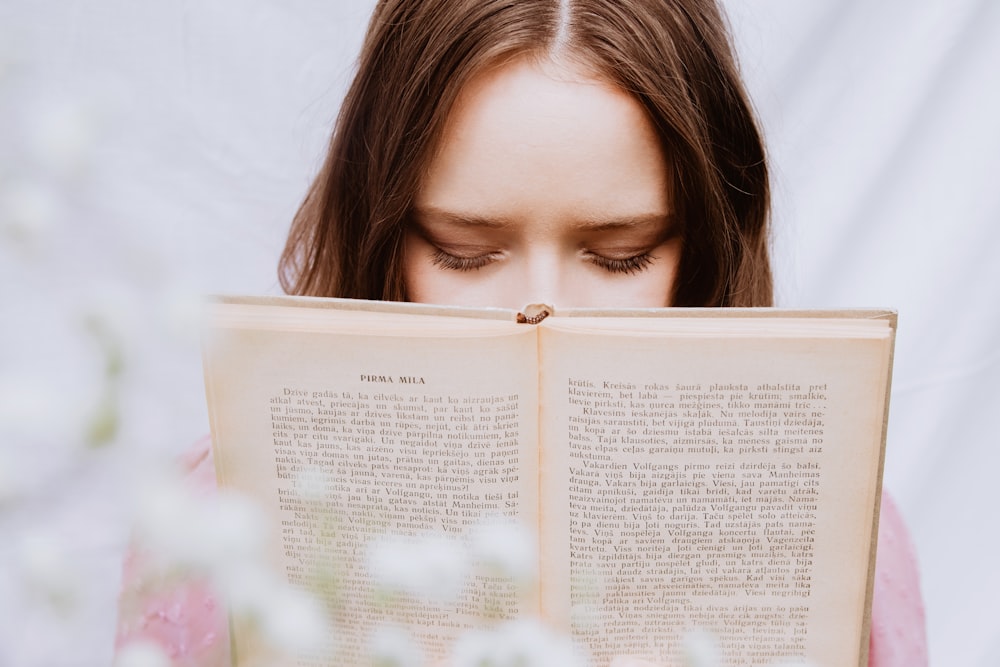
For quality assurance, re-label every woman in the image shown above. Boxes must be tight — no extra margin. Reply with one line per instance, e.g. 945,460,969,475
117,1,926,664
280,0,769,308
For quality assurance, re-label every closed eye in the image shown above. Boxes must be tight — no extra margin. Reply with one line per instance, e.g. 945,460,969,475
586,251,656,275
430,247,503,272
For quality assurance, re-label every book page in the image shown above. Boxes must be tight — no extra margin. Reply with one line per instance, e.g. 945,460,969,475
537,322,891,667
203,305,539,665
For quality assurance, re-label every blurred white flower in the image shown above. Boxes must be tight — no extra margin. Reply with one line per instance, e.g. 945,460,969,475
0,376,56,440
0,179,59,245
368,532,470,602
132,476,207,566
16,531,81,613
470,517,537,584
568,566,603,633
222,560,331,656
82,284,142,354
28,102,100,176
158,285,205,345
293,464,330,503
569,602,601,633
0,367,107,455
85,387,120,448
206,489,269,563
369,623,422,667
258,583,331,655
220,560,279,616
133,478,331,656
681,628,721,667
451,618,588,667
133,479,266,573
112,640,171,667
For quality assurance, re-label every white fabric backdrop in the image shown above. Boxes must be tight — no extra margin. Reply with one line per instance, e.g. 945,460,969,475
0,1,996,664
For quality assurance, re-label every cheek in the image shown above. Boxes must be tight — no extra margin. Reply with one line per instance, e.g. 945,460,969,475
592,241,680,308
402,232,436,303
649,241,681,306
580,271,673,308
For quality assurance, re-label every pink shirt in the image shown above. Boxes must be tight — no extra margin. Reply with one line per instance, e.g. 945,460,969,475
116,438,927,666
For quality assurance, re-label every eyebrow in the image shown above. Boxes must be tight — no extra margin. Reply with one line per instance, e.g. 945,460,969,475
411,205,672,232
411,206,513,229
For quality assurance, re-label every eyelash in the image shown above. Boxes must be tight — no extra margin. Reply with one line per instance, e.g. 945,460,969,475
587,252,656,275
430,247,657,275
430,248,500,272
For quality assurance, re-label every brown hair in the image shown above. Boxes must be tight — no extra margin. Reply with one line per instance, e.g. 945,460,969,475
279,0,772,307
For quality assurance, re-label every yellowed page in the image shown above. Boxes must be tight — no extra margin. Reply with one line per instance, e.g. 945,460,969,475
537,321,892,667
202,302,539,665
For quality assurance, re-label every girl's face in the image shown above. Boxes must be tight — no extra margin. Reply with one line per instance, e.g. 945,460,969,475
403,57,680,310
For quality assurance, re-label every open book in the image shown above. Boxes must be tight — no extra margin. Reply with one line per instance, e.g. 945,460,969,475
202,296,896,667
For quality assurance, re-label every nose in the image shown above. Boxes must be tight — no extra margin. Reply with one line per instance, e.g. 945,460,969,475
512,246,567,310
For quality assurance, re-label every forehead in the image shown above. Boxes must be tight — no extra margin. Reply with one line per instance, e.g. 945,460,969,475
416,56,670,221
447,56,642,143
